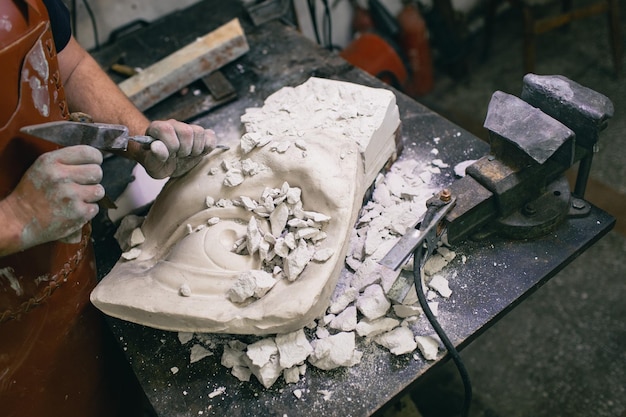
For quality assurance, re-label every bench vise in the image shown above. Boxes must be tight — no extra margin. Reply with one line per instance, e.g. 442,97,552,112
380,74,613,276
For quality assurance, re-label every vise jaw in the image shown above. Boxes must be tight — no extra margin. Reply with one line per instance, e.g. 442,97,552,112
444,74,614,244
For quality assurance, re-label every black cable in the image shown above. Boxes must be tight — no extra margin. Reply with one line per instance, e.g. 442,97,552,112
81,0,99,50
320,0,332,50
413,247,472,417
307,0,322,46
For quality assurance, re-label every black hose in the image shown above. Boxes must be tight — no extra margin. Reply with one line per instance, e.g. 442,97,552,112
413,247,472,417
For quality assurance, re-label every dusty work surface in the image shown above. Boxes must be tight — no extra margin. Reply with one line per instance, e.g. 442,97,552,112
91,1,615,416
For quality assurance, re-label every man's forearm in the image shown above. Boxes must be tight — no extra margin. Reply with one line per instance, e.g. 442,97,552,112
58,37,150,138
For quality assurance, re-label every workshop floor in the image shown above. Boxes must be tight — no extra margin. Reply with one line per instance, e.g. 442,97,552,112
379,3,626,417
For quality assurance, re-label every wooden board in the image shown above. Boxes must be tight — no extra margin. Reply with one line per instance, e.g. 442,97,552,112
118,18,249,111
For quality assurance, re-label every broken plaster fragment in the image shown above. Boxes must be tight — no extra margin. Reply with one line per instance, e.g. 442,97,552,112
243,352,282,388
275,328,313,369
121,247,141,261
428,274,452,298
318,390,333,401
313,247,334,262
224,168,244,187
246,338,278,367
113,214,144,251
356,284,391,320
415,335,439,360
329,305,357,332
375,326,417,355
221,346,246,369
355,317,399,338
283,366,300,384
178,332,194,344
179,283,192,297
423,252,454,276
129,227,145,247
232,365,252,382
329,287,359,314
393,304,423,318
190,344,213,363
283,240,313,281
308,332,362,370
208,386,226,399
227,270,277,303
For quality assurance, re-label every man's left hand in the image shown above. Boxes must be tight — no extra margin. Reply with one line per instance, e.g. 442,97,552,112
133,119,217,179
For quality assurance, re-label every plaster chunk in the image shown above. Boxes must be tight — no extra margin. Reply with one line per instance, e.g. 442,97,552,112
313,248,334,262
454,159,476,177
269,202,289,236
329,287,358,314
129,227,145,247
221,346,246,368
286,187,302,204
275,329,313,369
302,210,331,223
428,274,452,298
423,253,449,276
114,214,144,251
355,317,399,338
227,270,277,303
415,335,439,360
246,216,262,255
246,338,278,367
428,301,439,316
179,283,192,297
316,327,330,339
208,386,226,398
356,284,391,320
241,158,261,176
283,240,313,281
274,238,290,258
240,195,257,210
232,365,252,382
308,332,362,370
283,366,300,384
224,168,244,187
243,352,283,388
121,247,141,261
240,132,261,153
351,258,382,291
437,246,456,262
375,326,417,355
329,306,357,332
393,304,423,318
190,344,213,363
178,332,193,344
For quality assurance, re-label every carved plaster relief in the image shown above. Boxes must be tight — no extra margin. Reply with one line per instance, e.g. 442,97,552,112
91,77,400,335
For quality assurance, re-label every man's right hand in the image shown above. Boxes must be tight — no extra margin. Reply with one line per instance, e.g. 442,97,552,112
0,145,105,255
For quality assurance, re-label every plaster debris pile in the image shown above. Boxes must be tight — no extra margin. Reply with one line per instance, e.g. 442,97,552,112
172,155,464,389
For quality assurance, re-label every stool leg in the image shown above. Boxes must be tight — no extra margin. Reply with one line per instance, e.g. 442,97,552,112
607,0,623,76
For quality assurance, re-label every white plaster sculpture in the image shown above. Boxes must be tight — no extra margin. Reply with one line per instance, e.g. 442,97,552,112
91,77,400,335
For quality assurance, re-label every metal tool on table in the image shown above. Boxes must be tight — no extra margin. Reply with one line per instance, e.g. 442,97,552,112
381,74,614,301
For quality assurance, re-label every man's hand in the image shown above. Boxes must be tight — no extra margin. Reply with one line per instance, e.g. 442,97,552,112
0,146,104,254
132,119,217,179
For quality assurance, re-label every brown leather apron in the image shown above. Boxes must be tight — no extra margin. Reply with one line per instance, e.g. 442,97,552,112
0,1,128,416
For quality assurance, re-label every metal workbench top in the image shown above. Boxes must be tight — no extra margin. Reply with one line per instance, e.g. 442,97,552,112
91,1,615,416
